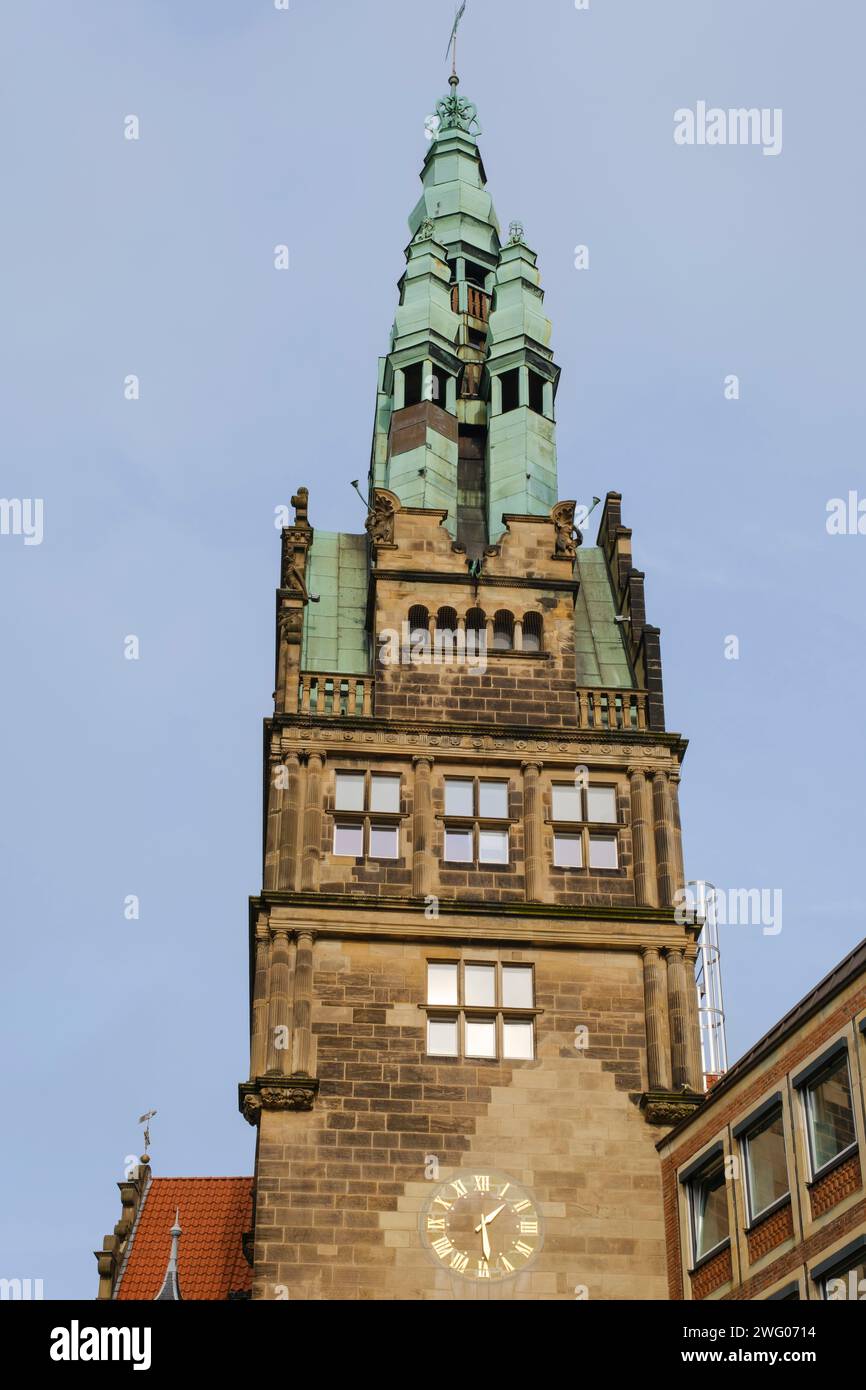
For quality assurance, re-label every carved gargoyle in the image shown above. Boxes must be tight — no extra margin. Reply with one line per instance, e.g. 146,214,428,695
551,500,581,558
365,490,398,548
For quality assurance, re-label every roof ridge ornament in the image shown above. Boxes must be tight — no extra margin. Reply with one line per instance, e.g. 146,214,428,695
434,77,482,138
507,220,526,246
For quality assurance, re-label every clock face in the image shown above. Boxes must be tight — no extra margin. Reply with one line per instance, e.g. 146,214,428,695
420,1169,542,1283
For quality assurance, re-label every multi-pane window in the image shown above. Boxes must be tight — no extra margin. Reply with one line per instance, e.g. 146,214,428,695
687,1153,730,1265
550,783,619,870
740,1107,789,1223
818,1248,866,1301
332,771,401,859
443,777,509,865
424,961,535,1060
801,1052,857,1177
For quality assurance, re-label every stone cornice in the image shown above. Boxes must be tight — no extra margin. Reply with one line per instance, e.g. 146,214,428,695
370,569,580,593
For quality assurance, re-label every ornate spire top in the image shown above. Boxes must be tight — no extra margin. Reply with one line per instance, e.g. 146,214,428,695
434,77,482,138
507,220,527,246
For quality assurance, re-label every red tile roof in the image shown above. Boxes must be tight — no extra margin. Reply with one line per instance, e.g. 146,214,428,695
115,1177,253,1301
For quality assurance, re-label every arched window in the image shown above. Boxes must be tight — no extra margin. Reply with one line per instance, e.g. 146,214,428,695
522,612,543,652
465,607,486,657
436,607,458,658
409,605,430,654
493,611,514,651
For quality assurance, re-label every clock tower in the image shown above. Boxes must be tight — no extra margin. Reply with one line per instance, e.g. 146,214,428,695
238,74,704,1301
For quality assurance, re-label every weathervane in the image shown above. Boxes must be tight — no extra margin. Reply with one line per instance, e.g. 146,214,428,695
138,1109,157,1158
446,1,467,79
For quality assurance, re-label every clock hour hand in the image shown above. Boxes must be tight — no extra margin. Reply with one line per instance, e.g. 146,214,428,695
474,1202,506,1232
479,1213,491,1262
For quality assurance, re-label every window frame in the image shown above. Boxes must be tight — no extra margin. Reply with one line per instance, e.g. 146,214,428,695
442,775,511,867
423,960,538,1061
331,769,404,861
800,1051,858,1182
737,1102,790,1226
679,1144,731,1271
549,781,621,874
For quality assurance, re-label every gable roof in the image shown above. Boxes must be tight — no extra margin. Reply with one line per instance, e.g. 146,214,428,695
114,1177,253,1301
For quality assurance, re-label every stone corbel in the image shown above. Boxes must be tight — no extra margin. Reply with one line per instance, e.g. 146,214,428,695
238,1076,320,1127
638,1088,704,1127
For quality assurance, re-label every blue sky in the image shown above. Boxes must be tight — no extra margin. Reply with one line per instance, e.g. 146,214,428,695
2,0,864,1298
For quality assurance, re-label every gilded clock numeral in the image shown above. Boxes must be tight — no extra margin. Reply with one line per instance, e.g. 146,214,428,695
513,1200,531,1212
427,1216,446,1231
478,1260,490,1278
498,1183,511,1198
514,1240,533,1257
450,1179,468,1197
519,1220,538,1234
432,1236,454,1259
433,1195,453,1210
450,1252,469,1273
501,1256,514,1273
473,1174,490,1192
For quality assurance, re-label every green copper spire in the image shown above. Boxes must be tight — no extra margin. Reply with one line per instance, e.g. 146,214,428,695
369,78,560,551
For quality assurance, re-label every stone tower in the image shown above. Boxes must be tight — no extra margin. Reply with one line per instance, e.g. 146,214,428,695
238,75,704,1301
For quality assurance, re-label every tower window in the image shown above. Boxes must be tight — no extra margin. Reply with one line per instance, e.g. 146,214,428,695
424,961,536,1060
500,369,520,414
550,782,620,873
332,771,402,861
408,605,430,656
492,610,514,651
443,776,510,865
436,607,458,659
428,365,449,407
465,260,488,289
522,612,543,652
528,370,545,415
403,361,423,407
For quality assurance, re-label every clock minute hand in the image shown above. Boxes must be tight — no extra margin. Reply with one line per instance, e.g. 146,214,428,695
479,1213,491,1261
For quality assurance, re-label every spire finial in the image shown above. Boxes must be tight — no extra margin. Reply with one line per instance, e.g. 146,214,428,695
446,2,467,79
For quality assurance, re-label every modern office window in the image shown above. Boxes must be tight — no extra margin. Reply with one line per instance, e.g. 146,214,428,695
551,783,620,871
802,1052,857,1176
813,1238,866,1300
687,1154,730,1265
425,961,535,1059
740,1107,789,1222
332,771,402,859
443,777,509,865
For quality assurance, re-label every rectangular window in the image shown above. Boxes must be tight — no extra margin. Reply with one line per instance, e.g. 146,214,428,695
688,1155,729,1265
465,1017,497,1058
528,370,545,415
445,778,474,818
586,786,617,823
427,1016,459,1057
424,961,536,1060
369,824,399,859
331,771,402,861
804,1054,857,1175
443,777,510,866
444,827,473,862
553,833,583,868
552,785,582,821
335,772,365,811
465,963,496,1007
501,965,534,1009
427,962,459,1006
503,1019,535,1060
589,835,619,870
333,822,364,857
742,1109,789,1222
821,1255,866,1300
500,368,520,413
370,774,401,813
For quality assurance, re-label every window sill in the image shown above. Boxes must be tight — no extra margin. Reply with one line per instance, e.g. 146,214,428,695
688,1237,731,1276
422,1005,543,1018
745,1193,791,1233
807,1143,860,1189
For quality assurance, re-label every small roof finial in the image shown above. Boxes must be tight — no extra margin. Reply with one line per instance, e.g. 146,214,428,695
137,1108,157,1164
154,1209,183,1301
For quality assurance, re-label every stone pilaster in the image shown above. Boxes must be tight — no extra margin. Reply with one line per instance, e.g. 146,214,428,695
263,756,283,891
250,920,271,1079
521,761,544,902
642,947,670,1091
666,947,691,1089
300,752,325,891
629,767,656,907
412,756,434,898
292,930,315,1078
652,771,674,908
265,927,293,1074
669,771,685,899
277,752,303,890
684,948,704,1093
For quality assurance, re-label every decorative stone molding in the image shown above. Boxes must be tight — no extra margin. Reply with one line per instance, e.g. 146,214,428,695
550,500,580,558
238,1077,320,1126
365,489,400,549
639,1089,704,1127
93,1162,150,1299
